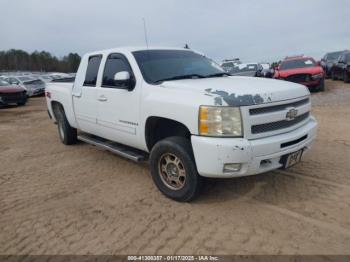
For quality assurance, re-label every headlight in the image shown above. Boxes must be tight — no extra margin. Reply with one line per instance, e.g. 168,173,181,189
312,73,323,80
199,106,242,137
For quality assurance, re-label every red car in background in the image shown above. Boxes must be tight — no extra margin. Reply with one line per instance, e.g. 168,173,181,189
0,80,27,106
274,56,325,92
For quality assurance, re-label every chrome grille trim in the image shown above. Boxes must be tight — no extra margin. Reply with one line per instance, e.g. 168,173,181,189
242,96,312,139
249,98,309,115
251,112,310,134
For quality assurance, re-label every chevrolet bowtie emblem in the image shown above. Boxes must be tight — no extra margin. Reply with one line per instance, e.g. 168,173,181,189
286,108,298,121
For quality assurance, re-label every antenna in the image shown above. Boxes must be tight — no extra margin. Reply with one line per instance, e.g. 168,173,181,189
142,18,149,49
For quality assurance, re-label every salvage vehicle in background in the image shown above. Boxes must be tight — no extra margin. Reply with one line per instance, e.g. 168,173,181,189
229,63,263,77
45,47,317,201
221,58,241,72
4,76,45,96
260,63,274,78
0,80,27,106
321,50,346,78
37,75,54,83
331,51,350,83
274,56,325,92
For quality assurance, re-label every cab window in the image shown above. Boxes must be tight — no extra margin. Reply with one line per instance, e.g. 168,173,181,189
102,53,134,88
83,55,102,86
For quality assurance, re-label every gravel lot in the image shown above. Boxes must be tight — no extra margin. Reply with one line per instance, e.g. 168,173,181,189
0,80,350,255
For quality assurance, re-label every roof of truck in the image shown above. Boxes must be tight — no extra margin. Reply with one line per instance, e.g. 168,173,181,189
85,46,197,56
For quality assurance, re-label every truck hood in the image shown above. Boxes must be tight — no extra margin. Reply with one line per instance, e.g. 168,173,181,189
160,76,310,106
277,66,323,78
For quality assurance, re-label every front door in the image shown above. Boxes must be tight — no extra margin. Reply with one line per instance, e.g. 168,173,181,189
96,53,141,148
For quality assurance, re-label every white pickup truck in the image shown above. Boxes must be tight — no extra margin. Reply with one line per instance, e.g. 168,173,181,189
46,47,317,201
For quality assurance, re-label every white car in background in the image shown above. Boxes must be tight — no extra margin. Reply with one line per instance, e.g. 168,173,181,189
221,59,241,72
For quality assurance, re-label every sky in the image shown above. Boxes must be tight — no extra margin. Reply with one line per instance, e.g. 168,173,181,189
0,0,349,63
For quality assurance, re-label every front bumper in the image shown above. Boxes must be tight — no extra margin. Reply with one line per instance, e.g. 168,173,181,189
191,117,317,178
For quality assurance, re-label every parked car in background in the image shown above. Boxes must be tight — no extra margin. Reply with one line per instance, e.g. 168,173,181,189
0,80,27,106
321,50,346,78
38,75,54,83
274,56,325,92
331,51,350,83
221,58,241,72
260,63,274,78
230,63,263,77
4,76,45,96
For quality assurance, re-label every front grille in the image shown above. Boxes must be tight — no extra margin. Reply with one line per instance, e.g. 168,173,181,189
285,74,310,83
250,98,309,115
251,112,310,134
1,92,26,103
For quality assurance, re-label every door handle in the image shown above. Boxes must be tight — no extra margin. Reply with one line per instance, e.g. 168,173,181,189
98,95,108,102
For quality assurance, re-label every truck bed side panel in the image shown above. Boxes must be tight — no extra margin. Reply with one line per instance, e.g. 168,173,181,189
46,82,77,128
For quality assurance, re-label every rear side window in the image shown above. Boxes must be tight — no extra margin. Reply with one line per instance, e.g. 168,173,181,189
84,55,102,86
102,53,133,87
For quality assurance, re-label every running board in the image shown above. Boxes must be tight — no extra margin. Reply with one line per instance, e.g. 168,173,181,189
78,133,148,162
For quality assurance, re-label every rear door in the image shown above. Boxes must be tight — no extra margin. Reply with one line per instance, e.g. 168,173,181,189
72,55,102,134
96,53,141,148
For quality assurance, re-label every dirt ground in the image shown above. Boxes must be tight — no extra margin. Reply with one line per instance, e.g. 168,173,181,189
0,80,350,255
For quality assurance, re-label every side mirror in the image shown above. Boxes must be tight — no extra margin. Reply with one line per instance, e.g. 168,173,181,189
316,61,321,66
114,71,134,90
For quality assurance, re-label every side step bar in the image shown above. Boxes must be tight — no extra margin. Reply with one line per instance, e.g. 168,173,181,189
78,133,148,162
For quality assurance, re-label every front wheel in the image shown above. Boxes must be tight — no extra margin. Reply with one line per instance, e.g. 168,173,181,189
317,78,325,92
149,136,202,202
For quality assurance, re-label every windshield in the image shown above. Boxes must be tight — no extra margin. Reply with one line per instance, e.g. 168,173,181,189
222,62,234,67
280,59,315,70
0,80,9,86
231,64,258,73
260,63,270,70
327,51,343,61
132,50,224,84
17,76,34,81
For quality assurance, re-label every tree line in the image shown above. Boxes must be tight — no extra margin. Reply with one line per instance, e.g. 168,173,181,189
0,49,81,73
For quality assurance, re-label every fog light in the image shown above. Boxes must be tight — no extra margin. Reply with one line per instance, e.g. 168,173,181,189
223,163,241,173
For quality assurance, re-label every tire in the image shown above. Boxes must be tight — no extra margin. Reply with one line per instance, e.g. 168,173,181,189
149,136,202,202
17,97,27,106
317,78,325,92
344,72,350,83
331,70,337,80
54,105,77,145
17,101,26,106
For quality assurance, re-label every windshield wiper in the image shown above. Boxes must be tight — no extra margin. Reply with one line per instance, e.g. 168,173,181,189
205,72,231,78
155,74,206,83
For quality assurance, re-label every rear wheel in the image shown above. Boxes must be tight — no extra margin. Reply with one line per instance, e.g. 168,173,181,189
54,105,77,145
149,136,202,202
331,70,337,80
317,78,325,92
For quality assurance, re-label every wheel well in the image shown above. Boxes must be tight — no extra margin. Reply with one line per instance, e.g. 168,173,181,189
51,101,64,119
145,117,191,151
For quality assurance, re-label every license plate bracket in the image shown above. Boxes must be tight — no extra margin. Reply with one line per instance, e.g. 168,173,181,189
280,149,304,169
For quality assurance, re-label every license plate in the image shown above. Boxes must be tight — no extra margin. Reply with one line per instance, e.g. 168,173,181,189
281,149,303,169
